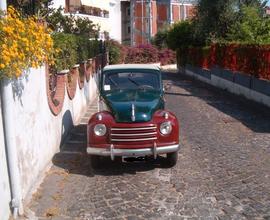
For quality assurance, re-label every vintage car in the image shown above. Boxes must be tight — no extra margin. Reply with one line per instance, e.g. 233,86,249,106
87,64,179,168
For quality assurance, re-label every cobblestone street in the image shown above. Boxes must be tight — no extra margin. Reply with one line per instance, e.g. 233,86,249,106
28,71,270,220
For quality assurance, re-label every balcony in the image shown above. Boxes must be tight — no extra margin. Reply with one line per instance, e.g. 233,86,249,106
67,4,109,18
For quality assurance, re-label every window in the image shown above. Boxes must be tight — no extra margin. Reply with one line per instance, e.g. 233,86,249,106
180,5,185,20
103,72,161,91
65,0,70,12
127,26,131,34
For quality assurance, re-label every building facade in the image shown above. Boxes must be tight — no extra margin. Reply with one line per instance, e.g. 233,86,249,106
54,0,122,42
121,1,132,45
121,0,197,46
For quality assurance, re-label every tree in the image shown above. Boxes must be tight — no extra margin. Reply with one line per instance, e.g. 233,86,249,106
46,7,99,38
106,40,126,64
7,0,54,17
193,0,237,44
151,26,169,49
193,0,267,44
166,21,195,50
238,0,267,7
227,5,270,43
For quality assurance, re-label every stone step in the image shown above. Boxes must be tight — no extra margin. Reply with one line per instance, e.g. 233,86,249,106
66,140,86,144
62,142,86,153
70,124,86,133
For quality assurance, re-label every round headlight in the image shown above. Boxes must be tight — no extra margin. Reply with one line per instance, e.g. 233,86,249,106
160,121,172,135
94,124,107,136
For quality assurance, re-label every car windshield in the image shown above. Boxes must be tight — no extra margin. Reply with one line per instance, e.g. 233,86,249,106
103,71,161,91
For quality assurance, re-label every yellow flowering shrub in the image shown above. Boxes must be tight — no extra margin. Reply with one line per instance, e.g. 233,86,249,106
0,6,55,78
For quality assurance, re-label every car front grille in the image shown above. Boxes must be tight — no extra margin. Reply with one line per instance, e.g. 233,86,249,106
110,125,157,143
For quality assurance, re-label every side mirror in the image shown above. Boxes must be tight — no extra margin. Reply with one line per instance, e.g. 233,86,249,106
164,83,172,91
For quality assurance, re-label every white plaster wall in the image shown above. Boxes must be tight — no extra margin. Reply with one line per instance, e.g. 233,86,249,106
109,0,122,42
12,66,97,201
51,0,65,9
50,0,118,37
0,96,11,220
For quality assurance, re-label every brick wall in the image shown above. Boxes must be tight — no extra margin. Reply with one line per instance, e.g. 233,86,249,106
172,5,180,21
133,1,150,45
121,1,131,45
157,3,168,29
186,5,196,19
151,1,158,36
130,0,196,45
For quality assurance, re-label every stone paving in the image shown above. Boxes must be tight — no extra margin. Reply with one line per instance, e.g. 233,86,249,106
27,71,270,220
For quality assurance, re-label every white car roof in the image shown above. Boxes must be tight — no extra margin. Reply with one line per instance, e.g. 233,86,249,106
103,64,160,72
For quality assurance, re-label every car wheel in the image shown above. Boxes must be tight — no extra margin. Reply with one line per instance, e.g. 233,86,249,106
166,151,178,167
90,155,100,169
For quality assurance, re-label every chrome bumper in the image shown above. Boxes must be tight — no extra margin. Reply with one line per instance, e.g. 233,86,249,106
87,144,180,160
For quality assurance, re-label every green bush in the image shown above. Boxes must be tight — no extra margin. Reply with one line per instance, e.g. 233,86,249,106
167,21,195,50
151,27,169,49
47,7,99,37
76,36,90,63
52,33,78,71
177,43,270,80
227,6,270,44
51,35,104,71
106,40,126,64
88,40,102,58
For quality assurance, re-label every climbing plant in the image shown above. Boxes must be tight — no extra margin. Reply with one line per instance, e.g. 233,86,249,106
0,6,55,78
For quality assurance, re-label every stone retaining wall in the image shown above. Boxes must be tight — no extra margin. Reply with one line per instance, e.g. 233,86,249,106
179,64,270,108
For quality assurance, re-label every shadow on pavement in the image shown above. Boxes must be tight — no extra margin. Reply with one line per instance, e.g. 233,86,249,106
60,110,74,147
52,150,170,177
163,71,270,133
53,123,172,177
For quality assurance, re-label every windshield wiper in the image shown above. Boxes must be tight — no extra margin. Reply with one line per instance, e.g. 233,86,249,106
128,77,140,87
108,76,118,87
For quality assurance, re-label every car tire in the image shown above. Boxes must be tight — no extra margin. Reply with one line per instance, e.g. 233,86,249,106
166,151,178,167
90,155,100,169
